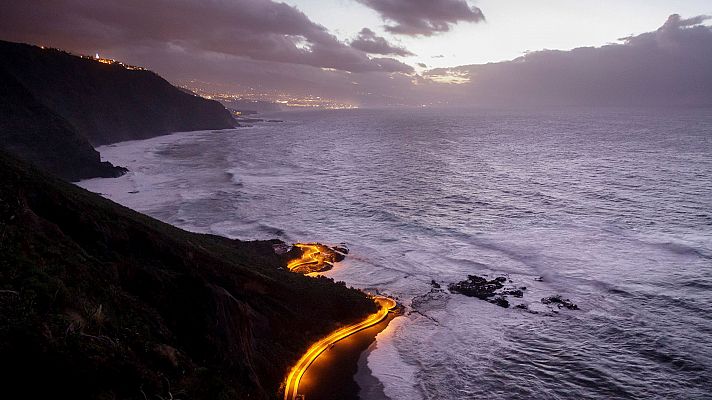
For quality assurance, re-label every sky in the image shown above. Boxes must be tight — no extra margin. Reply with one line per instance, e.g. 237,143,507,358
286,0,712,68
1,0,711,107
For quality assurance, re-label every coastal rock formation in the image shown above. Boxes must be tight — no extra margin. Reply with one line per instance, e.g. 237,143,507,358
0,40,236,145
448,275,513,307
541,295,579,310
0,68,127,181
449,274,580,312
0,40,236,180
0,152,376,400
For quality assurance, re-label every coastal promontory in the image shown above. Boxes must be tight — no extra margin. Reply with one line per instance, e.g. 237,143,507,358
0,40,236,180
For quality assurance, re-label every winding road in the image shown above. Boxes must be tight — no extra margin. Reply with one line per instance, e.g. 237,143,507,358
283,296,397,400
287,243,334,274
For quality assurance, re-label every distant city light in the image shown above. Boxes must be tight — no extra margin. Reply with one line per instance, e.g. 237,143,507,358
179,82,359,110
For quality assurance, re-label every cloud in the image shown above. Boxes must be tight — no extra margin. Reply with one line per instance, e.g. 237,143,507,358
350,28,414,57
0,0,411,73
425,14,712,106
2,5,710,108
371,57,415,73
356,0,485,36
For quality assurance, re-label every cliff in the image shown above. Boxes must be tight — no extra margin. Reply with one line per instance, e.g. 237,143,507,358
0,40,236,145
0,40,236,180
0,67,127,181
0,151,376,399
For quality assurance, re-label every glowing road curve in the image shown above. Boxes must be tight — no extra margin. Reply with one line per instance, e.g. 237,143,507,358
283,296,397,400
287,243,335,274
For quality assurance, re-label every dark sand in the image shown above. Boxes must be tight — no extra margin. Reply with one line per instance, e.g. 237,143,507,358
297,312,398,400
354,340,391,400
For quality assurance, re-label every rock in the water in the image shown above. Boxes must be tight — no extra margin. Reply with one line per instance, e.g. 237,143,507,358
430,280,441,289
448,275,506,300
333,244,349,254
332,251,346,262
541,295,579,310
488,296,510,308
503,288,524,298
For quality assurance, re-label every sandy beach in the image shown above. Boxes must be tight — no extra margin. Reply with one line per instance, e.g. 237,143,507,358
296,312,399,400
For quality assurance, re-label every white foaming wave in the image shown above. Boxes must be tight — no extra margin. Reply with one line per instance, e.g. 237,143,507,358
225,167,244,186
367,316,424,400
208,219,288,241
79,130,226,223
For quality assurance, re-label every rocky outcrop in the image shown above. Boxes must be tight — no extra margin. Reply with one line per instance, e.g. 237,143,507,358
449,274,579,312
541,295,579,310
0,40,236,146
0,40,236,180
448,275,517,308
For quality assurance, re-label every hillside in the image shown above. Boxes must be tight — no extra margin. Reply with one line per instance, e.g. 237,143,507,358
0,67,126,181
0,40,236,145
0,151,376,399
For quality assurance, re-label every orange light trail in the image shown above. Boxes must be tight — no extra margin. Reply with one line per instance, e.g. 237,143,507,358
287,243,334,274
283,296,397,400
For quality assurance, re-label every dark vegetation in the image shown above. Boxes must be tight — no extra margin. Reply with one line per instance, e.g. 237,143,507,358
0,40,235,180
0,151,376,399
0,67,126,181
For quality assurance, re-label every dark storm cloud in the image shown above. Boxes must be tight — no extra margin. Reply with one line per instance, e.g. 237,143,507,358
350,28,414,56
356,0,485,36
0,0,412,73
425,14,712,106
1,3,709,108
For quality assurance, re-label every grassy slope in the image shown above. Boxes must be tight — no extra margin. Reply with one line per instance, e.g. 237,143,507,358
0,151,376,399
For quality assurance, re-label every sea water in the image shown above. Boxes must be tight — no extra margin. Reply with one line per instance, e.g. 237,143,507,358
80,108,712,399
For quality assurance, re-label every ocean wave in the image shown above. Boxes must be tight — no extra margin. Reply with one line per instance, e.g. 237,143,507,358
78,109,712,399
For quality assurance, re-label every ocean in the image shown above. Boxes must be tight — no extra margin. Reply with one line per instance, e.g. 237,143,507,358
79,108,712,399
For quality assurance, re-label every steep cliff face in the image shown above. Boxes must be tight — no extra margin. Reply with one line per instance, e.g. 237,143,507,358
0,152,376,399
0,40,236,145
0,67,126,181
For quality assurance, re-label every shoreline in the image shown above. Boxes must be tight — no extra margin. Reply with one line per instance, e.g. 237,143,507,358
353,323,393,400
282,244,397,400
296,311,398,400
